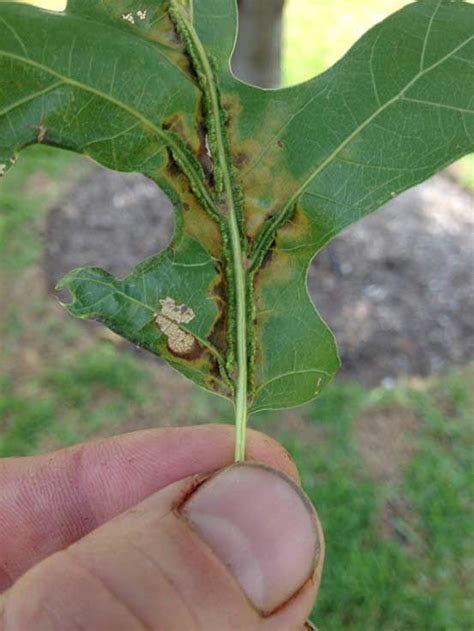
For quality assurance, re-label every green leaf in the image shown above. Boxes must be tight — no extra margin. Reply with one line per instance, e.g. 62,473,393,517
1,0,473,458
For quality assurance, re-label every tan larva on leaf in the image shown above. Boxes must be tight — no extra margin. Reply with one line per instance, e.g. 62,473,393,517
0,164,6,177
122,12,135,24
155,297,196,355
136,10,147,20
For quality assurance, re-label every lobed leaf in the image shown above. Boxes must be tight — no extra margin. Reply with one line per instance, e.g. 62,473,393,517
0,0,473,433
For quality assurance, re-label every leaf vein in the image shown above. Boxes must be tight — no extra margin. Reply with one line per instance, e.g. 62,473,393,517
401,96,474,116
369,29,383,106
420,0,443,72
0,17,29,57
0,80,64,117
254,369,331,396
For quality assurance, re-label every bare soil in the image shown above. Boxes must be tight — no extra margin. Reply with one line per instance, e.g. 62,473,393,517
354,405,421,547
45,169,474,386
309,175,474,385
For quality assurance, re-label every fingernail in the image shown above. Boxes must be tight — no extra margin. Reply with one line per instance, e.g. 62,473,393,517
182,463,321,613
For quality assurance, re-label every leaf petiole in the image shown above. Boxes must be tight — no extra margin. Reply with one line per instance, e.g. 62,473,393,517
169,0,249,461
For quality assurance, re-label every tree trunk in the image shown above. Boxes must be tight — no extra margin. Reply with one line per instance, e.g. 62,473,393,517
233,0,286,88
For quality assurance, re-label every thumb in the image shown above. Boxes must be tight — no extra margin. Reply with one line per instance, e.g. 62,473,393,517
1,463,323,630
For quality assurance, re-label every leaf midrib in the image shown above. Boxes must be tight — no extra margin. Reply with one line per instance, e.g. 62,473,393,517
169,1,249,460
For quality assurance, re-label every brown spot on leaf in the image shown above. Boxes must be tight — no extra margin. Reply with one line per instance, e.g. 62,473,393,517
166,152,181,179
162,113,190,140
167,162,181,179
221,94,241,132
260,240,275,269
155,297,197,356
160,297,195,324
276,204,312,247
207,277,228,355
234,152,249,168
253,247,295,294
170,338,204,360
209,357,222,379
196,125,215,187
204,375,219,390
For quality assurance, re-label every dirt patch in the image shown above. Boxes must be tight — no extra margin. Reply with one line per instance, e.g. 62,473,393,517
45,169,173,290
309,175,474,385
355,405,421,546
119,363,198,434
258,409,329,447
44,169,474,386
0,262,94,383
355,406,420,484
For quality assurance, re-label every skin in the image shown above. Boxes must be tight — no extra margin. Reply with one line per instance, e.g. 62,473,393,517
0,425,322,630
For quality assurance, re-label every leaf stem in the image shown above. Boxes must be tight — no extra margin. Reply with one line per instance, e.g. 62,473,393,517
230,213,248,463
169,0,249,461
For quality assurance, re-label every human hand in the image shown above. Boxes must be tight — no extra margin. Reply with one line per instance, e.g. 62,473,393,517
0,425,323,630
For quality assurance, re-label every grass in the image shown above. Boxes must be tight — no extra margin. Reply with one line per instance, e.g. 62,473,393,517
1,3,474,629
292,371,474,629
0,145,80,267
0,345,154,456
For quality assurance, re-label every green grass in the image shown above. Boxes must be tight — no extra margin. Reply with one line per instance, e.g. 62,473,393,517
266,369,474,630
0,345,155,456
0,145,86,270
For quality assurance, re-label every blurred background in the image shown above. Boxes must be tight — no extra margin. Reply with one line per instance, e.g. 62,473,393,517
1,1,473,628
